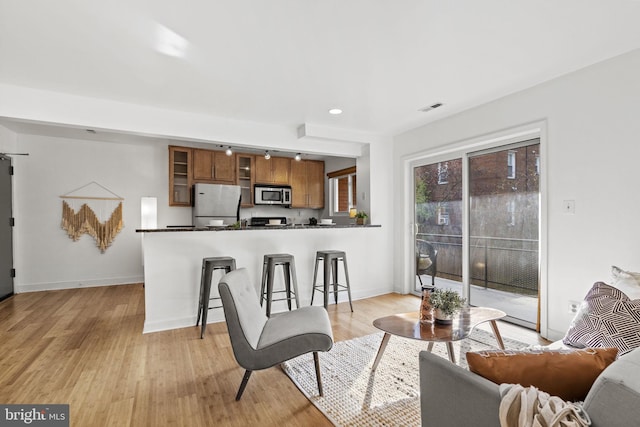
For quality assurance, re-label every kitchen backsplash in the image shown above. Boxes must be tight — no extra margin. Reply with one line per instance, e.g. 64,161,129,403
240,206,321,225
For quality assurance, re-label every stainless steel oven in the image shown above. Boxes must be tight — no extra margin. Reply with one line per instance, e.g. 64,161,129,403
254,185,292,206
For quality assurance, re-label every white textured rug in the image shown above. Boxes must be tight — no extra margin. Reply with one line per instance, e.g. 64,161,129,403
282,329,527,426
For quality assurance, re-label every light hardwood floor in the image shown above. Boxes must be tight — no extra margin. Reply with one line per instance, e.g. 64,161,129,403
0,284,549,426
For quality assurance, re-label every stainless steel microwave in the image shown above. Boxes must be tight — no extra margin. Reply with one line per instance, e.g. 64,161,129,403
254,185,292,206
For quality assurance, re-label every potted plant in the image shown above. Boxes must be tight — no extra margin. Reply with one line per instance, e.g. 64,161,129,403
430,288,466,324
355,211,368,225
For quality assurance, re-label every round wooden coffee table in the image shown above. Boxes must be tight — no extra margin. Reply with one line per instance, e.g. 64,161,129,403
371,307,506,367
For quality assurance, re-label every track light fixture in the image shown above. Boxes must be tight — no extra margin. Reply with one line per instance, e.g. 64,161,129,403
295,153,302,161
225,146,233,156
264,150,271,160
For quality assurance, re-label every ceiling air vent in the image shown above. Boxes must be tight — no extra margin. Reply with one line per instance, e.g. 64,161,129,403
418,103,443,113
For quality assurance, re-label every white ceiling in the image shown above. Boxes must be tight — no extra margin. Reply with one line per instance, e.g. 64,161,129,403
1,0,640,138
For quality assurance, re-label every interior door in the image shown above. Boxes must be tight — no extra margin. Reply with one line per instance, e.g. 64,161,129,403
0,155,13,300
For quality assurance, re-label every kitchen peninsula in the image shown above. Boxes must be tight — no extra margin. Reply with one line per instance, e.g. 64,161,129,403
137,224,384,333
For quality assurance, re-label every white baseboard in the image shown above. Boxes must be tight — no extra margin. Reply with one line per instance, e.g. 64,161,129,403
143,315,200,334
141,285,395,334
14,275,144,293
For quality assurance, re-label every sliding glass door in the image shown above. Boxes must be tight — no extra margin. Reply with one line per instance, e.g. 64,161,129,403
468,140,540,328
414,158,463,294
413,139,540,329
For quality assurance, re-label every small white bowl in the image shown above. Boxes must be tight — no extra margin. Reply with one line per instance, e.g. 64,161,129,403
320,219,333,225
209,219,224,226
268,219,282,225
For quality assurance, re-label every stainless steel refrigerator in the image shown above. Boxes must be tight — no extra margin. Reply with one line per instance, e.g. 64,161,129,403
192,183,241,227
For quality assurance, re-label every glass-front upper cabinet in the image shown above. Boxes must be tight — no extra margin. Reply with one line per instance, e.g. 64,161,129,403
236,154,254,207
169,146,192,206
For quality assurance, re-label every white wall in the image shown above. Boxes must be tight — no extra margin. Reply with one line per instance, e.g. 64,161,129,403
0,125,17,153
394,48,640,339
9,133,192,291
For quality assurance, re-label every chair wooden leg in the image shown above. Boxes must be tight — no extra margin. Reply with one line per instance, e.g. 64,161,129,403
236,370,252,401
313,352,323,396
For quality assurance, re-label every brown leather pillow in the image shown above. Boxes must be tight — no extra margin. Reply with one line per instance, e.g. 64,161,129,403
466,347,618,401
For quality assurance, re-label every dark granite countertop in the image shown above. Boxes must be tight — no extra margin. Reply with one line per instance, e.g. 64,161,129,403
136,224,381,233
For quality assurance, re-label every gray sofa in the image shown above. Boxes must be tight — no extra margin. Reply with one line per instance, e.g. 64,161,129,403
419,345,640,427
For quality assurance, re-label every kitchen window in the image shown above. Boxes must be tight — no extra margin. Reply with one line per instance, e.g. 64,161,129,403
328,166,356,215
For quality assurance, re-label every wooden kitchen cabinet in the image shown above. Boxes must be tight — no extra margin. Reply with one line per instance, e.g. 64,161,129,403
168,145,324,208
290,159,324,209
193,148,235,183
236,154,254,207
255,156,290,185
169,146,192,206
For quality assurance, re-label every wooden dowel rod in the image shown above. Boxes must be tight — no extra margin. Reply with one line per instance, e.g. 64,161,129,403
59,196,124,201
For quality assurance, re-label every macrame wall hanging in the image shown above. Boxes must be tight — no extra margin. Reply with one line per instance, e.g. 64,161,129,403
60,182,124,253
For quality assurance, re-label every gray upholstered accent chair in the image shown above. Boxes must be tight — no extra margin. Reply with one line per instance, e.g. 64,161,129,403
218,268,334,400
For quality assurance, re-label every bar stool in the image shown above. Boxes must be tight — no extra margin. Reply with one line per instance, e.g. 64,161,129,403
260,253,300,317
311,250,353,311
197,256,236,338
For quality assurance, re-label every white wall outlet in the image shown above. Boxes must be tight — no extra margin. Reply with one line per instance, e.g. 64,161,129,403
568,300,580,314
563,200,575,214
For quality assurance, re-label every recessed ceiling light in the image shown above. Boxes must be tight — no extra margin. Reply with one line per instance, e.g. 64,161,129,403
328,108,343,115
